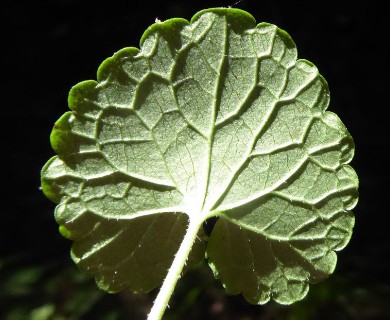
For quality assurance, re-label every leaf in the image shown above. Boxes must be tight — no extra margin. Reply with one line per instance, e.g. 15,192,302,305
41,8,358,305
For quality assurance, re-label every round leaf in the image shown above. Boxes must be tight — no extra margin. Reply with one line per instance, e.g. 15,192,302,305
41,8,358,303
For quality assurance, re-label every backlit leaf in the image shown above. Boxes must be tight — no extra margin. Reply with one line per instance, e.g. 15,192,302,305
41,8,358,305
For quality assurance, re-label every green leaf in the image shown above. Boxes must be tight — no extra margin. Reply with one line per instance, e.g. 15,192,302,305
41,7,358,307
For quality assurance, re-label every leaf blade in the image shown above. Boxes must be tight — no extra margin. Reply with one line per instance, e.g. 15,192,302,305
41,8,358,304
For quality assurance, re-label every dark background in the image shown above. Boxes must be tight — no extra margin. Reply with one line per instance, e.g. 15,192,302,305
1,0,388,319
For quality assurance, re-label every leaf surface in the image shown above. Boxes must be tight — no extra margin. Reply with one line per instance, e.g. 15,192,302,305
41,8,358,303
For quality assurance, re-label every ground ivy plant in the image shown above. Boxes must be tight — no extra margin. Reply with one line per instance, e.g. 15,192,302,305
41,8,359,320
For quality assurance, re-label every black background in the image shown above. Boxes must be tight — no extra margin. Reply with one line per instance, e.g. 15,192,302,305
1,0,389,319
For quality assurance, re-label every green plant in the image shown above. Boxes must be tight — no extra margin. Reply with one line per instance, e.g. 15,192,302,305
41,8,358,320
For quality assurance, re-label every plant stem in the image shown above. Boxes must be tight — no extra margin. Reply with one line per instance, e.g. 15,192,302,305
147,215,204,320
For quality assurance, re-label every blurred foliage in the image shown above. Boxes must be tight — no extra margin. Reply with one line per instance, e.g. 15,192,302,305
1,252,389,320
0,254,153,320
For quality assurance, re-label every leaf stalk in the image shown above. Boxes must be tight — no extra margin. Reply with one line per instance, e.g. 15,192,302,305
147,214,204,320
